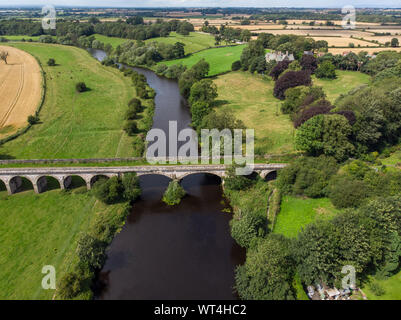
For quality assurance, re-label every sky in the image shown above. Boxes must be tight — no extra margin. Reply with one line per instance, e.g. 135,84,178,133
0,0,400,8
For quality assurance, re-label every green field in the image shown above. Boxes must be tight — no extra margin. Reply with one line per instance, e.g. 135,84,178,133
1,35,42,42
93,34,129,48
0,188,126,299
273,196,339,238
313,70,371,103
160,44,246,76
214,71,295,155
1,43,139,159
363,271,401,300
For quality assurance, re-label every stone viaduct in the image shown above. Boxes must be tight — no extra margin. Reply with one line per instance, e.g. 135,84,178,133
0,164,286,195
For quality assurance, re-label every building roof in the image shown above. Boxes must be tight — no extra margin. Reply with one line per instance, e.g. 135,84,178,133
265,51,295,62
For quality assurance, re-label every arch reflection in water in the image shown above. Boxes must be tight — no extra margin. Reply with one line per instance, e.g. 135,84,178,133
94,173,245,300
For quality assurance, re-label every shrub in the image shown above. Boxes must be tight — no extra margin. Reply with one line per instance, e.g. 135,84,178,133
124,120,138,136
47,58,56,66
269,60,291,80
274,70,312,100
230,212,266,249
162,180,186,206
75,82,87,93
369,281,386,296
57,271,85,299
128,97,142,109
232,60,242,71
224,165,255,191
293,101,333,128
300,54,318,73
27,115,39,125
132,135,145,157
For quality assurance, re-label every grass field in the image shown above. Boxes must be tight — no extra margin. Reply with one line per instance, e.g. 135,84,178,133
214,71,295,155
1,43,138,159
0,188,127,299
363,270,401,300
313,70,371,103
146,32,216,54
1,35,42,42
93,34,129,48
160,44,246,76
273,196,339,238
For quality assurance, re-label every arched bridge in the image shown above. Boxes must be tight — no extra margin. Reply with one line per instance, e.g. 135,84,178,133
0,164,286,195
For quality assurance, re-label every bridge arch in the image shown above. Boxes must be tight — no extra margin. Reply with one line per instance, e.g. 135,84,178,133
35,176,62,193
63,175,87,190
178,172,224,182
90,175,110,187
262,170,278,181
9,176,34,194
136,172,173,181
0,178,6,192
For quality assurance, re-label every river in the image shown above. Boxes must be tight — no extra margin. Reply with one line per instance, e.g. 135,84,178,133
89,49,245,300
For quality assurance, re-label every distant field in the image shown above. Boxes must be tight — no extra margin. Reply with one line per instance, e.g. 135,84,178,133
1,35,42,42
0,188,126,299
214,71,295,155
328,47,401,55
1,43,137,159
313,70,371,103
161,45,245,76
273,196,338,238
311,36,375,47
93,34,129,48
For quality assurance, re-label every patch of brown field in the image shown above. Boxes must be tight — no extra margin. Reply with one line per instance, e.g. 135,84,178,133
328,47,401,54
312,36,376,47
362,35,401,44
0,45,42,137
254,29,371,38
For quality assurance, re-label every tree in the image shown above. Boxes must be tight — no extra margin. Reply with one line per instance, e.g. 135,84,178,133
126,15,144,25
172,42,185,58
0,51,8,64
231,60,241,71
122,173,141,202
273,70,312,100
315,60,337,79
300,54,318,73
47,58,56,66
188,79,217,106
240,40,265,70
76,234,107,270
391,38,399,47
162,180,186,206
235,234,296,300
230,212,266,249
293,100,333,128
295,114,355,161
92,176,124,204
178,59,210,98
269,60,290,80
75,82,87,93
328,174,369,208
124,120,138,136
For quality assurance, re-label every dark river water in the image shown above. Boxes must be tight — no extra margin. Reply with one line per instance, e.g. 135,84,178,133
89,49,245,300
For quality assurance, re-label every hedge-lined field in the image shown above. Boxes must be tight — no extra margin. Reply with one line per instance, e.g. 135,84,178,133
0,188,127,299
160,44,246,76
1,43,138,159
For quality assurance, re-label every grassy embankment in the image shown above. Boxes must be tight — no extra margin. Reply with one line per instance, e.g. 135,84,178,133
159,44,246,76
0,187,127,299
213,70,371,155
0,43,148,159
363,271,401,300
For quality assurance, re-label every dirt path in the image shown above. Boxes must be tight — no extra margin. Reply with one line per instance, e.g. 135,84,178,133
0,45,42,135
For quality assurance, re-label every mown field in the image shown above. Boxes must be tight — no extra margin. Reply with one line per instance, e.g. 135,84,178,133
1,43,138,159
0,188,127,299
160,44,246,76
313,70,371,103
363,271,401,300
273,196,339,238
214,71,295,155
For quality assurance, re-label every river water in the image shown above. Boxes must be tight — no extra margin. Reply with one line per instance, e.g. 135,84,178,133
89,49,245,300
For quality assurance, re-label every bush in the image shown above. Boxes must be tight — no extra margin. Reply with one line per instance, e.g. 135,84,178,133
57,271,85,300
300,54,318,73
162,180,186,206
128,97,142,109
75,82,87,93
124,120,138,136
47,58,56,66
224,165,255,191
369,281,386,296
132,135,145,157
27,115,39,125
92,176,124,204
232,60,242,71
293,100,333,128
230,212,266,248
269,60,290,80
76,234,107,270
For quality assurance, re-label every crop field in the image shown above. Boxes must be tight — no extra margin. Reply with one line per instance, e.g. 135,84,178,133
273,196,339,238
310,36,376,47
160,44,245,76
213,72,295,155
0,45,42,137
328,46,401,55
0,188,127,299
312,70,371,103
0,43,137,159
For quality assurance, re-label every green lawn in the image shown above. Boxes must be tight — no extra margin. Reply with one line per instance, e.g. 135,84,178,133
1,43,139,159
93,34,129,48
363,270,401,300
214,71,295,155
0,188,126,299
313,70,371,103
273,196,339,238
146,32,216,54
160,45,246,76
1,35,42,42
